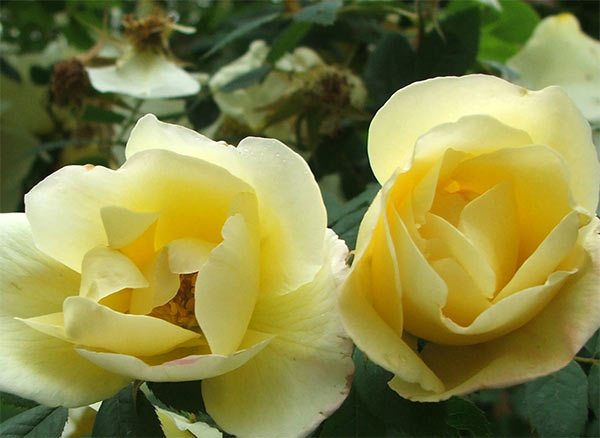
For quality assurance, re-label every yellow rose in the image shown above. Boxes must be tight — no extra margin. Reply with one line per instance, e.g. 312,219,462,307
339,74,600,401
0,114,353,437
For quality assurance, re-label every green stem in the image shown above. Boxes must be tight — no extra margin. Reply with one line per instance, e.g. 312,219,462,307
574,356,600,365
117,98,144,145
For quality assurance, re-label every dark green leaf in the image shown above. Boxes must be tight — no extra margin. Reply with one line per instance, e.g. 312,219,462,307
218,65,272,93
352,348,450,436
266,21,313,64
416,7,480,78
590,364,599,418
81,105,126,124
584,330,600,358
0,393,38,423
294,0,343,26
186,95,220,131
586,418,599,437
318,388,393,437
92,384,164,438
147,381,204,414
203,12,280,58
1,57,22,83
0,406,67,438
29,65,51,85
445,397,491,437
0,392,38,410
61,19,95,50
328,184,379,250
524,361,588,437
364,32,416,108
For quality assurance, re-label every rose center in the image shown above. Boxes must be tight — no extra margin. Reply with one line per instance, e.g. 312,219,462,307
149,273,200,331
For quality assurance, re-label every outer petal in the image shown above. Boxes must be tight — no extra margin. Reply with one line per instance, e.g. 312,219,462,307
368,75,599,215
0,214,130,407
25,149,252,272
202,231,355,437
389,219,600,401
125,115,327,294
86,50,200,99
76,329,273,382
507,14,600,123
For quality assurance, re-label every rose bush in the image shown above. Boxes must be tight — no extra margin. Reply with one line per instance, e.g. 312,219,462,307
0,114,353,437
338,74,600,401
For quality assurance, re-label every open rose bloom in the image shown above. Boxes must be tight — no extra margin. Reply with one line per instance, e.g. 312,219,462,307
0,115,353,437
339,75,600,401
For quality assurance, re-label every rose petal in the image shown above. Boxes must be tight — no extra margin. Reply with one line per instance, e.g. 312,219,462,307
203,231,354,438
64,296,200,356
76,329,273,382
25,149,251,272
79,246,148,302
0,214,129,407
86,50,200,99
369,75,599,215
195,206,260,354
130,247,179,315
167,238,216,274
389,219,600,401
126,115,327,294
507,14,600,123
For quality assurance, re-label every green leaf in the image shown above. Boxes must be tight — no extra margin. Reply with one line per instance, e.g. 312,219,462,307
586,418,599,437
0,57,22,83
416,6,480,78
147,381,203,414
29,65,51,85
590,364,600,418
524,361,588,437
203,12,280,58
61,19,95,50
81,105,126,124
0,393,38,423
364,31,416,108
294,0,343,26
328,184,379,250
0,406,68,438
92,384,165,438
266,21,313,64
218,65,273,93
352,349,451,436
318,388,393,437
584,330,600,358
445,397,491,437
478,0,539,62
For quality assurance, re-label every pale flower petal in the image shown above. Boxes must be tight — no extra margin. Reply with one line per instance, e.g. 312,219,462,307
369,75,599,215
86,50,200,99
76,329,273,382
390,220,600,401
63,296,201,356
126,115,327,294
203,231,354,438
0,214,130,407
507,14,600,123
195,212,260,355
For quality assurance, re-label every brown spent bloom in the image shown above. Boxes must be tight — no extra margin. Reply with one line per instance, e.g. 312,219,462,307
122,13,174,53
51,58,90,107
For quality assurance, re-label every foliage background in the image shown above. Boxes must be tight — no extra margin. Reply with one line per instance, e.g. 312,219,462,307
0,0,598,437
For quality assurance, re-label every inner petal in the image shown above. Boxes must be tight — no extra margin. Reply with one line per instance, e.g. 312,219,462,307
452,145,573,263
458,181,520,292
63,296,201,356
420,213,496,298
